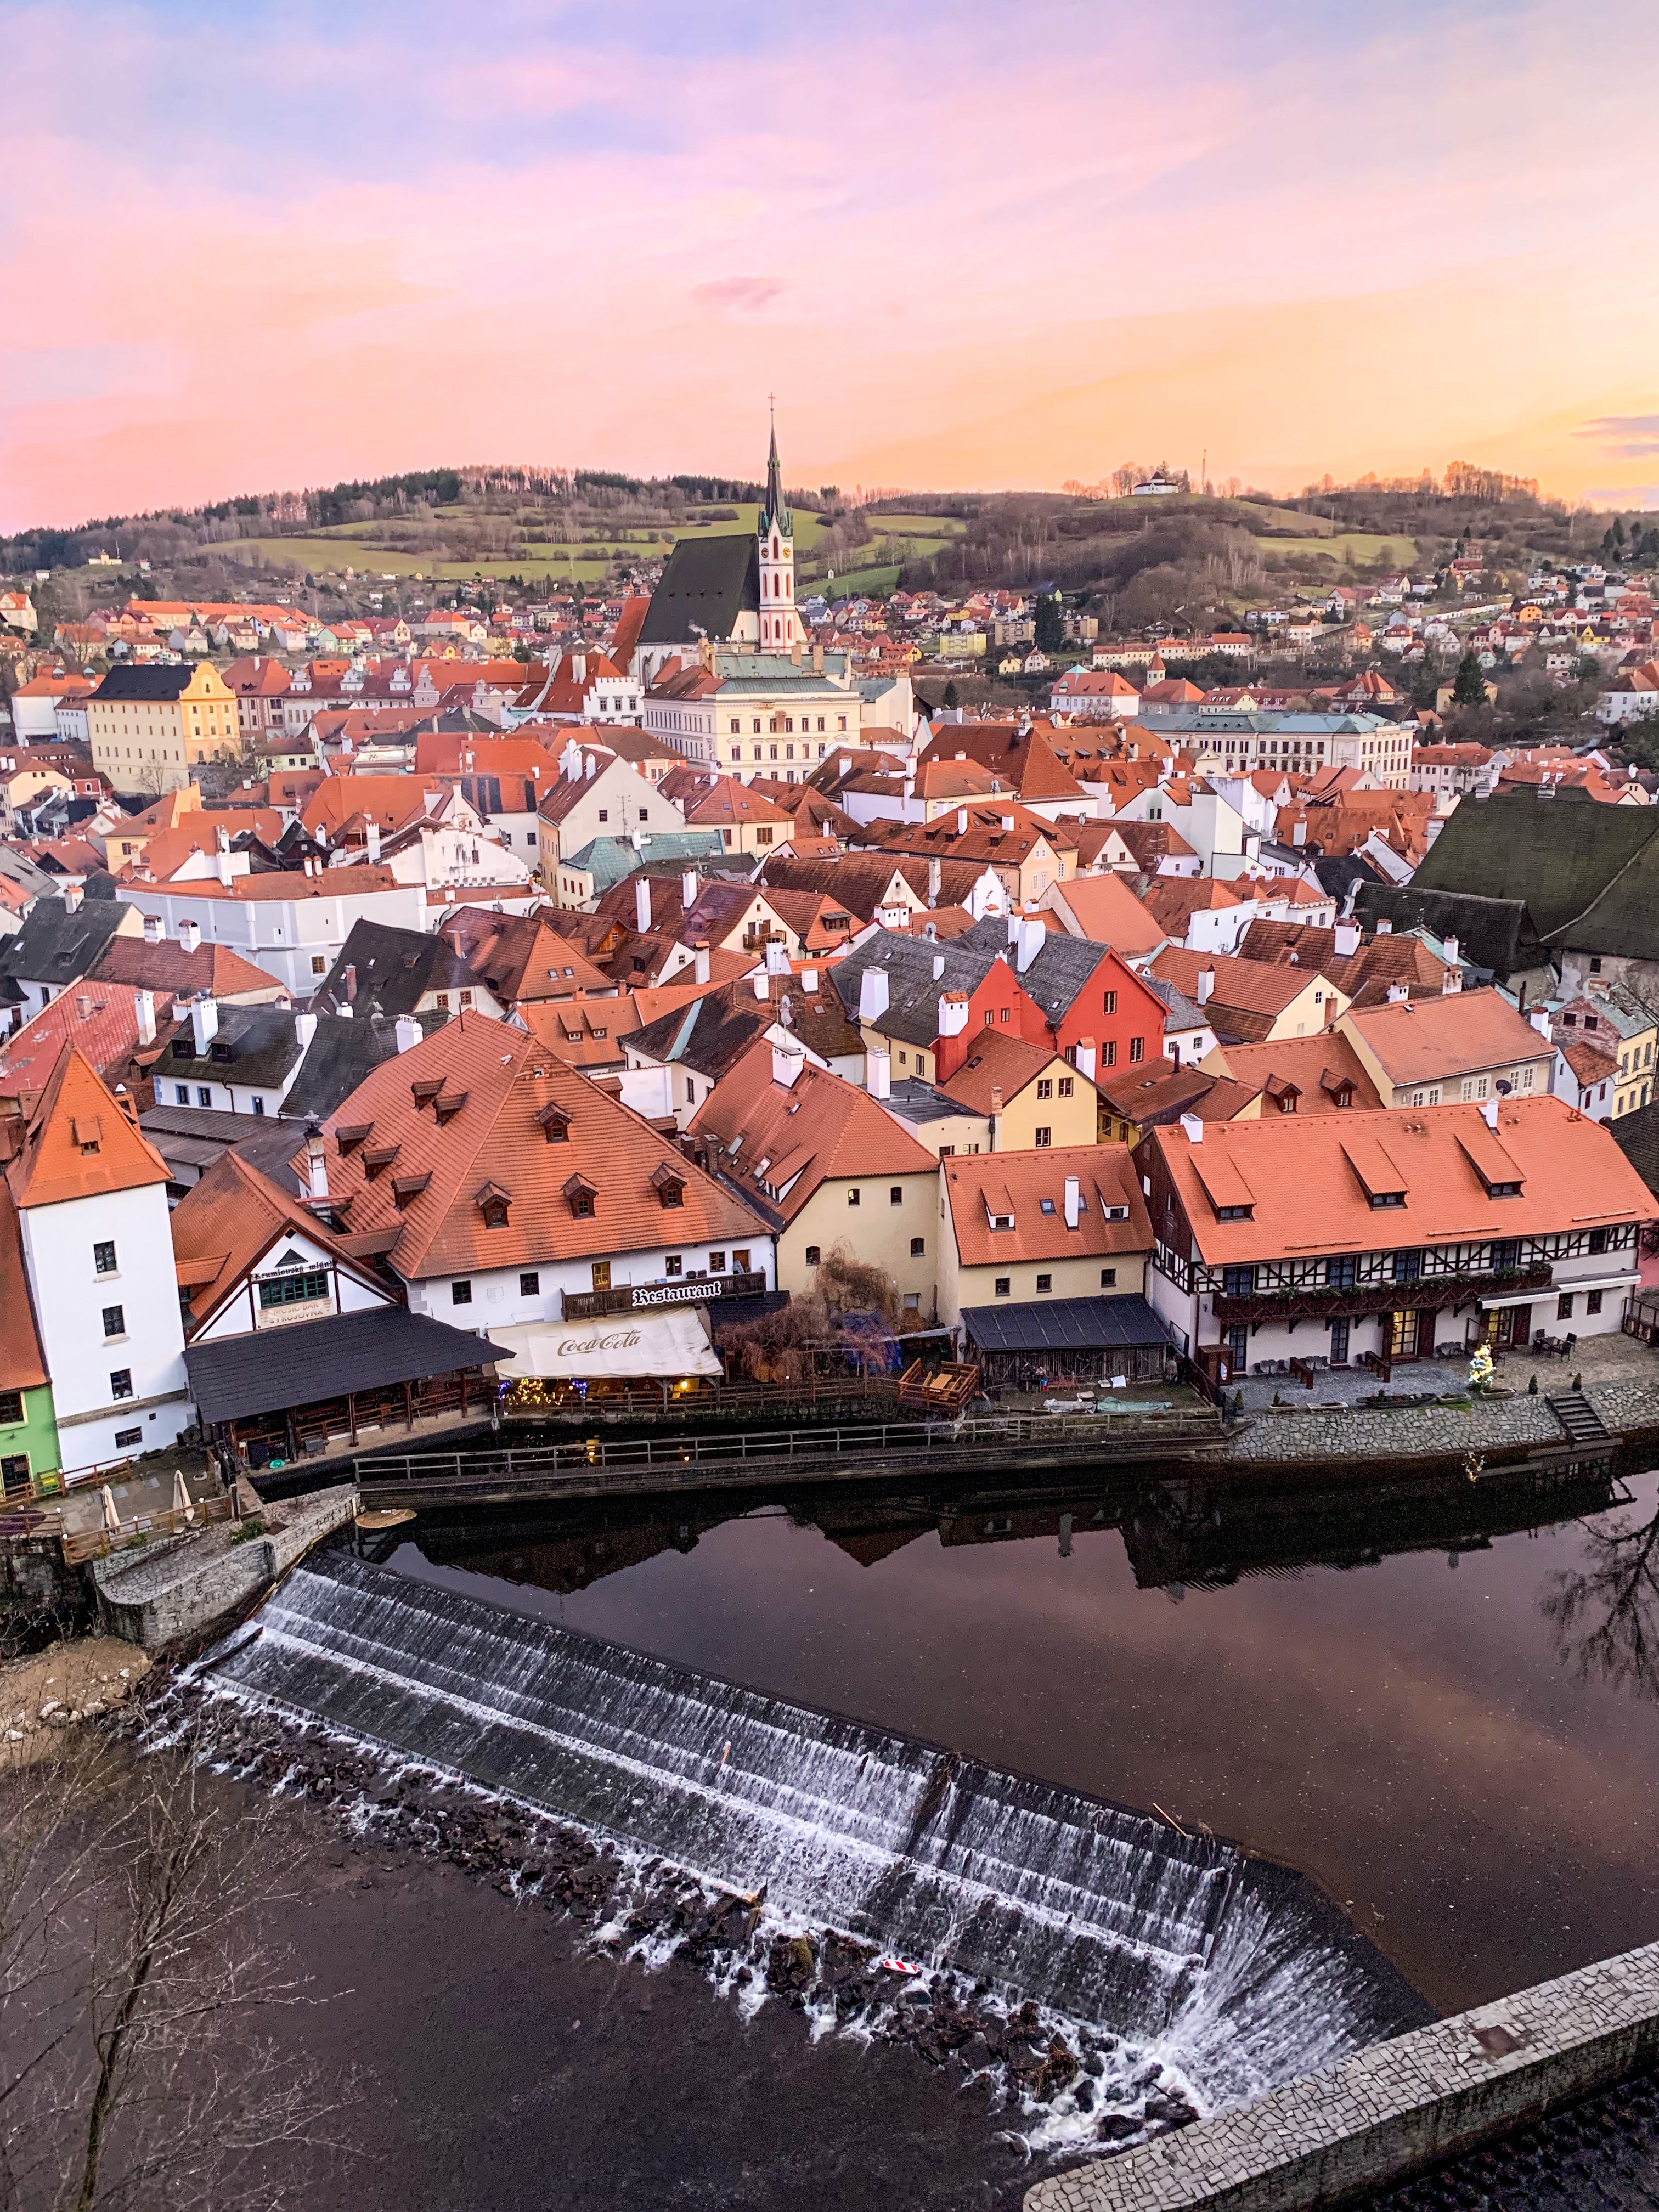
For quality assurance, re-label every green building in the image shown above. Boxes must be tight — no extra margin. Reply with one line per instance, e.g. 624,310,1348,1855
0,1190,60,1498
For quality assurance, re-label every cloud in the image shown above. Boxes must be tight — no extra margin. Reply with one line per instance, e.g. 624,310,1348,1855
692,276,786,317
1577,417,1659,457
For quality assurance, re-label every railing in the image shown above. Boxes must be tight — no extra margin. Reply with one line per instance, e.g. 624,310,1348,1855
1211,1265,1553,1326
560,1271,770,1320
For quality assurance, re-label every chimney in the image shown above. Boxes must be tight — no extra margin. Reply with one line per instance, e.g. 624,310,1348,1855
142,914,163,943
1063,1174,1081,1229
989,1084,1004,1149
1074,1036,1097,1082
801,966,819,994
190,996,219,1054
1292,819,1306,846
1333,921,1361,959
858,967,890,1022
1179,1110,1204,1143
1530,1007,1553,1040
936,989,970,1038
1481,1097,1499,1131
395,1014,421,1052
772,1041,804,1089
682,870,697,907
693,940,711,985
1387,983,1410,1003
1196,967,1214,1006
179,918,201,955
1375,917,1393,934
868,1046,891,1099
304,1118,329,1206
294,1010,317,1053
584,751,596,778
63,882,84,913
133,990,156,1047
343,962,358,1003
765,939,790,976
927,856,941,909
1017,916,1044,972
635,877,652,933
957,808,968,834
933,953,946,979
1441,934,1459,967
367,819,382,864
752,969,769,1001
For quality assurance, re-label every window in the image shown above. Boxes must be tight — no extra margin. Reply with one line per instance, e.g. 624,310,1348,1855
174,1084,189,1104
1036,1079,1053,1100
1557,1293,1574,1321
114,1426,142,1451
1058,1076,1074,1098
1216,1203,1252,1222
889,1186,902,1205
1491,1238,1521,1272
847,1188,861,1206
101,1305,126,1339
805,1245,821,1266
1128,1037,1144,1063
994,1277,1011,1296
1103,1040,1116,1068
1588,1227,1609,1255
1102,989,1117,1015
998,1006,1009,1023
1035,1273,1052,1293
259,1269,329,1308
664,1255,683,1277
94,1241,117,1276
1325,1256,1357,1290
109,1369,133,1401
910,1236,925,1257
0,1390,22,1426
1034,1126,1052,1147
251,1096,266,1115
1222,1263,1256,1297
1100,1267,1116,1289
1587,1289,1604,1315
196,1087,212,1108
311,955,327,975
597,808,608,822
1391,1249,1423,1284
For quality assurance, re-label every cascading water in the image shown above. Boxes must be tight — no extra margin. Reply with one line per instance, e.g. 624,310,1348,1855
202,1549,1426,2107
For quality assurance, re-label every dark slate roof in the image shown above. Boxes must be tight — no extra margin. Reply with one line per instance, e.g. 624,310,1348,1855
280,1009,449,1122
313,919,475,1018
1544,833,1659,961
957,913,1108,1024
1313,852,1386,901
90,665,196,701
159,1006,306,1089
1141,972,1209,1033
1352,883,1550,984
630,994,773,1082
1363,2063,1659,2210
1410,787,1659,943
828,930,1000,1048
637,534,759,646
1611,1096,1659,1197
960,1294,1176,1356
0,896,130,989
882,1077,968,1125
184,1306,508,1424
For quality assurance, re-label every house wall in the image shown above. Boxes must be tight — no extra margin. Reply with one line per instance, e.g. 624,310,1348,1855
0,1382,62,1490
116,882,428,995
537,760,683,866
778,1171,938,1315
19,1182,190,1475
404,1235,775,1329
195,1232,395,1341
940,1249,1148,1330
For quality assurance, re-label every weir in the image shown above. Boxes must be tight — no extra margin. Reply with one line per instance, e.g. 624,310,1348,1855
204,1548,1429,2107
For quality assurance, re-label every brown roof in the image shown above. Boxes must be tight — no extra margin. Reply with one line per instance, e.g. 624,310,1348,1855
1200,1031,1384,1112
436,907,612,1001
0,1183,48,1390
1149,1096,1653,1265
168,1149,387,1333
934,1029,1074,1115
5,1045,170,1210
942,1143,1151,1268
1151,947,1342,1040
306,1009,768,1280
1340,988,1554,1087
1048,874,1165,957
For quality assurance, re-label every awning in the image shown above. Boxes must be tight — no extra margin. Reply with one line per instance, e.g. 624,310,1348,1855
184,1308,508,1426
960,1294,1176,1357
1480,1274,1640,1311
1559,1273,1641,1296
487,1308,721,1381
1479,1289,1549,1311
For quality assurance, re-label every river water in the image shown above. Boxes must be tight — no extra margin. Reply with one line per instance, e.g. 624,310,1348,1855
380,1452,1659,2017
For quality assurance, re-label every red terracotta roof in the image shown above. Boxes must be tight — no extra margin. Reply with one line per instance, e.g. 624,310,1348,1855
5,1045,169,1209
943,1143,1150,1267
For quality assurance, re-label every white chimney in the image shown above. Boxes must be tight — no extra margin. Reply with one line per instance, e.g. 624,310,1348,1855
367,819,382,864
859,967,890,1022
937,990,970,1039
801,967,819,994
143,914,163,943
682,868,697,907
560,737,582,780
1196,968,1215,1006
190,996,219,1054
868,1046,891,1099
63,882,83,913
635,877,652,933
395,1014,421,1053
772,1041,804,1089
1017,916,1044,972
179,918,201,955
1481,1097,1499,1130
305,1124,329,1205
1442,934,1459,967
765,939,791,977
293,1011,318,1053
1387,983,1410,1003
1375,917,1393,935
1063,1175,1081,1229
927,856,941,909
217,847,233,888
1074,1037,1097,1082
1530,1008,1553,1040
1333,921,1361,959
1180,1111,1204,1143
752,969,769,1001
694,940,711,985
957,808,968,834
584,751,596,778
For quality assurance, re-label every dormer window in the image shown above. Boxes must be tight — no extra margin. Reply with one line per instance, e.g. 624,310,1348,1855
434,1089,469,1126
563,1172,597,1219
410,1076,444,1108
335,1121,373,1154
362,1143,399,1179
651,1161,686,1209
475,1180,511,1230
1215,1203,1252,1222
536,1102,572,1143
391,1171,431,1207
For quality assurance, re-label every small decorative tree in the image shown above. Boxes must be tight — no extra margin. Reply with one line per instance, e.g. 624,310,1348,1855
1468,1341,1496,1396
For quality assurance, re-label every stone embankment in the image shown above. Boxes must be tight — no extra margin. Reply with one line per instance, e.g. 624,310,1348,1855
92,1484,358,1649
1221,1378,1659,1464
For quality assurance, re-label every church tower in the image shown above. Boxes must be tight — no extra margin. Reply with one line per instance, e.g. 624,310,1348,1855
756,408,799,651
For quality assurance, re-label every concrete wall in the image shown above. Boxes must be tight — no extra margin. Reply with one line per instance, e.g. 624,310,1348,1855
1026,1938,1659,2212
92,1483,358,1649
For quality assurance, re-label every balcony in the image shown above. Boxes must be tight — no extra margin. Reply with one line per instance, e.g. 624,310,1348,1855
1209,1263,1553,1327
561,1270,768,1321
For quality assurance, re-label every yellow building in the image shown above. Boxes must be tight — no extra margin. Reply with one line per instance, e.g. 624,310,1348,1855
876,1030,1102,1158
88,663,241,794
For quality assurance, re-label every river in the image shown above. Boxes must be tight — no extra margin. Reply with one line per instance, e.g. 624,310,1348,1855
378,1451,1659,2015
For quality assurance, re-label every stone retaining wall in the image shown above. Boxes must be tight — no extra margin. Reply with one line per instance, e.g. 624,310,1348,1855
1220,1380,1659,1464
92,1486,359,1649
1025,1939,1659,2212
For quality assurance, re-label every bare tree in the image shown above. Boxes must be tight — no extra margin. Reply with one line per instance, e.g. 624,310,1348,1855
0,1723,359,2212
1541,1503,1659,1703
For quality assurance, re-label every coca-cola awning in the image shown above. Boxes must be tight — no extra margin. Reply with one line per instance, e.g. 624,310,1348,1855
486,1309,721,1381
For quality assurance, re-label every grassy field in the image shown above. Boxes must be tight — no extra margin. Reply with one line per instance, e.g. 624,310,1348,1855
816,563,902,599
1260,533,1418,567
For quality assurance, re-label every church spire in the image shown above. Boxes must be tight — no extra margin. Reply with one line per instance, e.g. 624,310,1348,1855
759,396,792,541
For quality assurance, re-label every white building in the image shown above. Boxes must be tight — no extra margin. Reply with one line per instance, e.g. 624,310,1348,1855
116,868,430,996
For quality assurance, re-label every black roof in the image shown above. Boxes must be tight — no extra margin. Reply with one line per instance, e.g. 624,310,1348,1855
184,1306,509,1424
91,665,198,701
637,534,759,646
0,896,129,988
1352,883,1550,983
160,1006,306,1089
1612,1097,1659,1198
1410,786,1659,944
960,1294,1175,1356
280,1008,448,1122
957,913,1108,1024
313,919,475,1018
830,930,1001,1049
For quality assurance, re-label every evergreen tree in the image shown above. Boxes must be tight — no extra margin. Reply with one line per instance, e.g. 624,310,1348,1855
1034,592,1064,652
942,680,961,710
1451,651,1488,707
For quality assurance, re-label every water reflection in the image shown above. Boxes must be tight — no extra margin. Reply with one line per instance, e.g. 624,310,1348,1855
1544,1496,1659,1702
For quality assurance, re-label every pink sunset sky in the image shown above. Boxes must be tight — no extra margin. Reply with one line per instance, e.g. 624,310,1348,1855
3,0,1658,529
